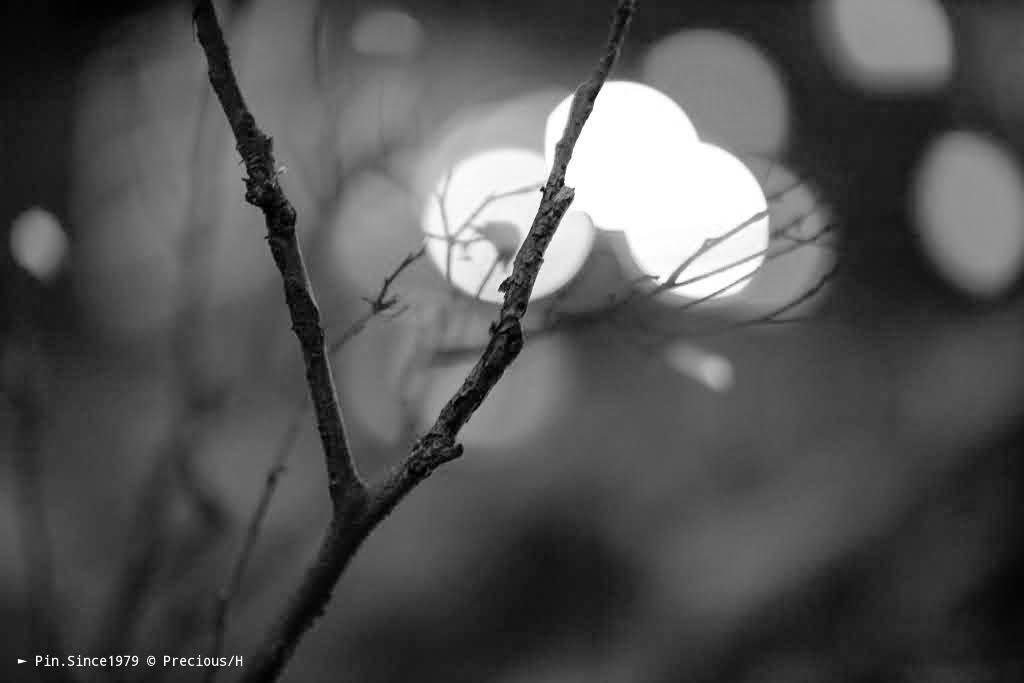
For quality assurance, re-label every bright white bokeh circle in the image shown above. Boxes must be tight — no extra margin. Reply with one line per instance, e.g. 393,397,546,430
818,0,954,93
626,143,770,300
543,80,699,233
912,130,1024,298
421,148,595,302
10,206,68,282
642,29,789,155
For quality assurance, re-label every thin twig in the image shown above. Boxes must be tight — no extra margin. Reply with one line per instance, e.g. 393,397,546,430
655,201,832,296
658,221,834,296
441,181,544,242
663,208,769,286
437,169,455,286
329,246,427,354
195,0,638,680
704,260,841,333
431,211,835,363
204,404,302,683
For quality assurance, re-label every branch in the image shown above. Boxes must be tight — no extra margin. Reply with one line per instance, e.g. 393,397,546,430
328,245,426,354
194,1,637,680
368,0,638,503
700,259,841,333
205,404,302,683
426,180,544,245
194,0,362,509
205,247,425,682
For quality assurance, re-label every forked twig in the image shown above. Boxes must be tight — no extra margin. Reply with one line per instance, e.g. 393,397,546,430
194,0,638,679
205,247,425,682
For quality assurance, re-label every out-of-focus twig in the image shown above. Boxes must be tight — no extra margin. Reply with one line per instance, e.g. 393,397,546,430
3,340,70,682
425,181,544,245
204,404,302,683
700,259,841,333
99,36,233,659
422,208,837,363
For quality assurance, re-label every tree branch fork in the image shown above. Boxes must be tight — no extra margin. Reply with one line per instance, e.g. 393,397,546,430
193,0,638,679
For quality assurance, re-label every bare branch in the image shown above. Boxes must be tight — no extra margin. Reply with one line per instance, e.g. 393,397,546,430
656,219,835,297
204,404,302,683
194,0,362,509
664,208,770,286
432,180,545,242
704,260,841,333
436,168,456,285
369,0,638,500
205,246,425,681
329,245,427,353
193,1,637,680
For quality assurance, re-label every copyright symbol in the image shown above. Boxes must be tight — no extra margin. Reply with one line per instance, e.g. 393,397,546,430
147,656,156,666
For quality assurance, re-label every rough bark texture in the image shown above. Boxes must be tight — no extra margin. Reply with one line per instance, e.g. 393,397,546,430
194,0,361,507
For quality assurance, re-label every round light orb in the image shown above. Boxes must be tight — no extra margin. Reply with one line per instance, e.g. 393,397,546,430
10,207,68,282
818,0,954,93
543,80,699,233
421,147,594,303
626,143,770,301
664,342,735,393
912,130,1024,298
642,29,789,155
419,89,566,189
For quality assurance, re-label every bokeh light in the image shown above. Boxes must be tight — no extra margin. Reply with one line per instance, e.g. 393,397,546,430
9,207,69,282
421,148,594,303
543,81,699,233
642,29,789,155
664,342,735,393
912,130,1024,298
421,90,566,178
626,143,770,301
350,8,424,59
818,0,954,93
